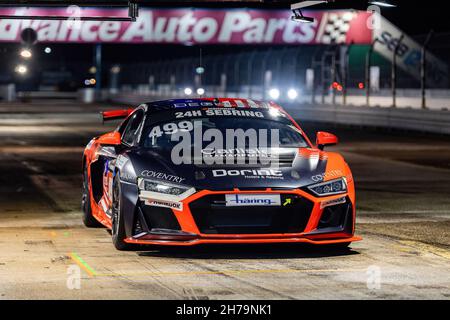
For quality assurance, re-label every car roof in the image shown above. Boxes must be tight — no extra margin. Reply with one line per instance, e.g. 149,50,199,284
144,98,282,111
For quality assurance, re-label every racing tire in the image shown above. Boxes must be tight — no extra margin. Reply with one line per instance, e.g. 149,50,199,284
82,166,103,228
111,176,135,251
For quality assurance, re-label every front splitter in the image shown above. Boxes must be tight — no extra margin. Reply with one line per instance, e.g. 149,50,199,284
124,235,362,246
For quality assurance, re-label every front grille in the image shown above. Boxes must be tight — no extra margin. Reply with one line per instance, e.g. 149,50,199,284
318,199,353,232
189,194,313,234
140,203,181,231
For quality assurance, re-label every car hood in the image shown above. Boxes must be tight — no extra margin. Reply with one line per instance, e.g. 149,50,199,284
126,148,332,190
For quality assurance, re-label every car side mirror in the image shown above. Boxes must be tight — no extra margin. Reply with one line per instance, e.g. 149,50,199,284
316,131,338,150
97,131,122,146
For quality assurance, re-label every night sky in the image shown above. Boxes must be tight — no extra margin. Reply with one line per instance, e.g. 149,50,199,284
167,0,448,35
2,0,448,87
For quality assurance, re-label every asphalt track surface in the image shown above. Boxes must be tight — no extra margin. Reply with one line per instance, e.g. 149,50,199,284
0,102,449,300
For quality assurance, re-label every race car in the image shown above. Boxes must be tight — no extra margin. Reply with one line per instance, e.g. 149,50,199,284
82,98,361,250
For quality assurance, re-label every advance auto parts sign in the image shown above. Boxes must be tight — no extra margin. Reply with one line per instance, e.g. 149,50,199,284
0,8,371,45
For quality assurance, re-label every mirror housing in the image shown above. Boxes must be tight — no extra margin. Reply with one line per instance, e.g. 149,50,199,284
97,131,122,146
316,131,338,150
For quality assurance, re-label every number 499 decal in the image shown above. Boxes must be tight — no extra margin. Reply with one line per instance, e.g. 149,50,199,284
149,121,194,144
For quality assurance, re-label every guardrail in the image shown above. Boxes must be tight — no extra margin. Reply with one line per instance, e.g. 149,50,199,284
283,103,450,135
16,91,79,100
109,86,450,111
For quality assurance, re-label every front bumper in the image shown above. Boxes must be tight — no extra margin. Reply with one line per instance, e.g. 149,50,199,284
124,188,361,246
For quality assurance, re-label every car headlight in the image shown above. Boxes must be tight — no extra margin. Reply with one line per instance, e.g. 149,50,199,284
307,178,347,197
138,178,192,196
137,178,196,204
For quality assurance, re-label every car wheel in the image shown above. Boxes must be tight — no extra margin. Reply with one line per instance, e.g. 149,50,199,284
111,176,134,251
81,166,103,228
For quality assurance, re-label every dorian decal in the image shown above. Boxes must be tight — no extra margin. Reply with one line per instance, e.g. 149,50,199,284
212,169,283,180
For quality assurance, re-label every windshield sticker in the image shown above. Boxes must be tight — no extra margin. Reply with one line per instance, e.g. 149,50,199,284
201,148,271,158
174,108,265,119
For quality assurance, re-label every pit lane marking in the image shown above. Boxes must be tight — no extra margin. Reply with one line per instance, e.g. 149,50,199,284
65,253,366,278
69,252,98,277
396,241,450,260
82,268,366,278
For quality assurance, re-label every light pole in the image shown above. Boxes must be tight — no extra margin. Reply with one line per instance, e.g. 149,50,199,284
421,30,434,109
342,42,353,106
392,34,404,108
365,38,378,107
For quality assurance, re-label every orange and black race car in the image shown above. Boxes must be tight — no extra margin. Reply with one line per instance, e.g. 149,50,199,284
82,98,361,250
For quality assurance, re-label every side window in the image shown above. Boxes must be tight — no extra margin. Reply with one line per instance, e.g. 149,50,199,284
122,110,144,145
117,117,131,136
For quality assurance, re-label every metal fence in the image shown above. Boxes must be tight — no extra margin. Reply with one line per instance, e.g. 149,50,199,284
110,43,447,108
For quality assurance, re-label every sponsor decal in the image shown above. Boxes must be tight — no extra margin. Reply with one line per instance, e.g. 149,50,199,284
320,196,346,209
0,8,371,45
120,172,136,183
204,109,264,118
283,198,293,206
225,194,281,207
373,14,448,88
141,170,185,184
212,169,283,180
311,170,343,183
201,148,270,158
145,199,183,211
149,120,194,144
115,154,128,170
174,108,265,119
172,99,269,110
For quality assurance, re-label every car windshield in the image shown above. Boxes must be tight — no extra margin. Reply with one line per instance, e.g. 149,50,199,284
141,109,309,150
